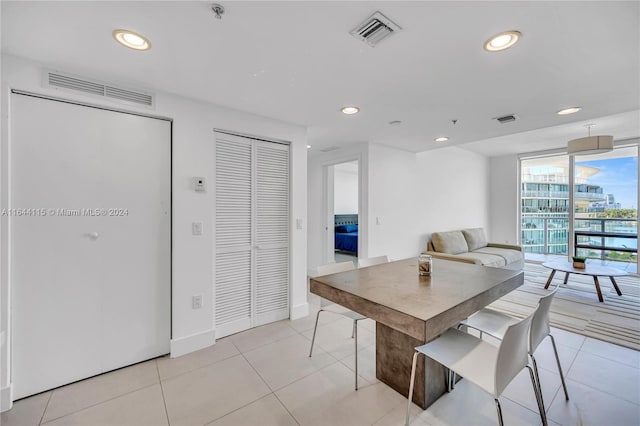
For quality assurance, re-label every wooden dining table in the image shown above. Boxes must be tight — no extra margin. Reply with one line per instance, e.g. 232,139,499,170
309,257,524,409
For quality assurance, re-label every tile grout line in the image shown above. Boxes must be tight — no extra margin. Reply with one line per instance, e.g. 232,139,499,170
561,376,640,407
198,338,294,426
158,350,239,382
37,382,160,424
271,392,301,426
155,360,171,426
576,346,640,369
37,391,54,425
368,396,408,426
229,323,300,354
567,338,640,406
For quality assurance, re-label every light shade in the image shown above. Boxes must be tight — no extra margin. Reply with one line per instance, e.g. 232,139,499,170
567,135,613,155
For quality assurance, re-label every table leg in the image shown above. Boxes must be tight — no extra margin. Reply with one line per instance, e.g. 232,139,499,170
610,276,623,296
376,323,447,409
563,272,570,285
544,269,557,289
593,276,604,302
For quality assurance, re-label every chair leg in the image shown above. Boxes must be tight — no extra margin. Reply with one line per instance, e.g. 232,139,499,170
530,354,546,413
405,351,420,426
494,399,504,426
308,309,323,357
549,334,569,401
526,365,548,426
354,319,358,391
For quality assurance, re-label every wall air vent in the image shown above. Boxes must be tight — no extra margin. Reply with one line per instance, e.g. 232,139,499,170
350,11,401,47
45,70,154,107
494,114,519,124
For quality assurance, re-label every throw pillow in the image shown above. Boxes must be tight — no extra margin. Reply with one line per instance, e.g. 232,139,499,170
462,228,488,251
431,231,469,255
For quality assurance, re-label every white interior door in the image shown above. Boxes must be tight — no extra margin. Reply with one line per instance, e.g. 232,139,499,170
214,133,253,337
254,140,289,326
11,93,171,398
214,132,289,338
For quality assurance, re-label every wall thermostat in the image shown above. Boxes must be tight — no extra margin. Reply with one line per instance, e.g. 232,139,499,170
194,177,207,192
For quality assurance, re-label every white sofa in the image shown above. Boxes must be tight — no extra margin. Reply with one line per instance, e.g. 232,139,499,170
424,228,523,270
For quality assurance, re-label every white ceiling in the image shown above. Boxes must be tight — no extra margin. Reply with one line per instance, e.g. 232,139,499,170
2,1,639,156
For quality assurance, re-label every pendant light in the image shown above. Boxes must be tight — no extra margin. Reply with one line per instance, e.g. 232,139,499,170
567,124,613,156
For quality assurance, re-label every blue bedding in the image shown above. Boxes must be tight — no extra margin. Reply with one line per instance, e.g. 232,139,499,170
335,231,358,253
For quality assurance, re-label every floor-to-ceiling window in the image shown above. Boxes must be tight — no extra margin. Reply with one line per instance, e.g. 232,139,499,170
573,146,638,267
521,154,571,255
520,144,638,270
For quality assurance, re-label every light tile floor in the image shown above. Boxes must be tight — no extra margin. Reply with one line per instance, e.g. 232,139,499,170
3,294,640,426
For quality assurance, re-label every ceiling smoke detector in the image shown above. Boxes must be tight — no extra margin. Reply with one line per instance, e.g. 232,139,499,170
211,3,225,19
350,11,401,47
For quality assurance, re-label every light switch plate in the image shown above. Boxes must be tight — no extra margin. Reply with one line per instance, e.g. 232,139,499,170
192,222,203,236
194,177,206,192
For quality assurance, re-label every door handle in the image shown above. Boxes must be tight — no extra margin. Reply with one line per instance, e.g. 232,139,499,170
87,232,99,240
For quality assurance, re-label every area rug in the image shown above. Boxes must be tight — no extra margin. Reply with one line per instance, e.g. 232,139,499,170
486,262,640,351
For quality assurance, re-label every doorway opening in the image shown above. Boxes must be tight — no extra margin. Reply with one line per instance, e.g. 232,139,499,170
325,160,359,267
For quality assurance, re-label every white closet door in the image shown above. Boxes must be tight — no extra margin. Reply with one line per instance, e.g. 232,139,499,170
11,94,170,398
214,133,253,337
254,141,289,325
214,133,289,337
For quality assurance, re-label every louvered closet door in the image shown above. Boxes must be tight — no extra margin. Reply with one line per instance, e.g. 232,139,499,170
215,134,253,337
254,140,290,326
214,133,290,338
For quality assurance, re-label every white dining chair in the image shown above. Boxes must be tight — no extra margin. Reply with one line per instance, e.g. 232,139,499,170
458,288,569,412
405,309,547,426
358,255,390,268
309,261,366,390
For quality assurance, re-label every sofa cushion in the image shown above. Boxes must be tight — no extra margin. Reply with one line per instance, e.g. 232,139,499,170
462,228,488,251
451,252,506,267
473,246,522,265
431,231,469,255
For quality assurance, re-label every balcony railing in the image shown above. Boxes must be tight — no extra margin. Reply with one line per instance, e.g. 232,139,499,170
574,218,638,262
521,191,606,201
522,217,638,263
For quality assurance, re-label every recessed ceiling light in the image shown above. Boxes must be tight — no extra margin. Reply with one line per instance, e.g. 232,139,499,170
434,137,449,142
306,145,312,149
484,31,521,52
557,107,582,115
341,106,360,115
112,29,151,51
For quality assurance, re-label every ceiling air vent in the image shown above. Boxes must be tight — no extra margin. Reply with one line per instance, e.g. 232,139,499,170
319,146,340,152
350,11,401,47
494,114,519,124
45,70,154,107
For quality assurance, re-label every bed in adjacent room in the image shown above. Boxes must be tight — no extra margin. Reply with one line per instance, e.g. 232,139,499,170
334,214,358,255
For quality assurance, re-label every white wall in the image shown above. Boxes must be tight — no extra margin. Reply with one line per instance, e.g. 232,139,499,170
367,144,422,260
0,54,308,410
307,143,492,268
489,154,520,245
415,146,490,249
334,164,358,214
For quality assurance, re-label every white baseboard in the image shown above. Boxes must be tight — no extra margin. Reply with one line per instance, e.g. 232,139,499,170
291,302,309,320
170,328,215,358
0,384,12,412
